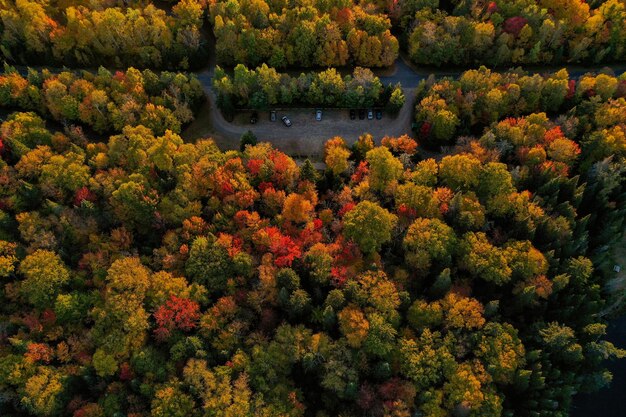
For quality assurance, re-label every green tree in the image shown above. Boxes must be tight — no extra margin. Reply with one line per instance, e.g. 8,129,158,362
403,218,457,272
19,250,70,309
343,201,397,254
386,85,405,114
185,235,233,296
240,130,258,151
399,330,455,390
365,146,403,192
92,349,118,378
459,232,512,285
439,154,482,190
300,159,320,183
110,181,159,231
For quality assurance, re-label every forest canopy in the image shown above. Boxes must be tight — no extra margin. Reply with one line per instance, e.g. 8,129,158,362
0,68,624,417
0,0,207,69
0,66,205,135
213,65,404,111
401,0,626,67
414,67,626,147
1,0,626,414
209,0,399,68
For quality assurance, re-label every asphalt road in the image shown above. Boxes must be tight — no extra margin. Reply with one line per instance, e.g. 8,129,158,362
190,68,417,156
189,55,626,156
2,54,626,158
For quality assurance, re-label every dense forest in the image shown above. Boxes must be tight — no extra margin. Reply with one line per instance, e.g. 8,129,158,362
1,0,626,416
0,65,625,416
0,0,207,69
414,67,626,145
401,0,626,67
0,66,204,135
3,0,625,71
209,0,399,68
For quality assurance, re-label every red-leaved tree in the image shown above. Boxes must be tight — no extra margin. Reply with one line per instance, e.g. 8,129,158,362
153,295,200,341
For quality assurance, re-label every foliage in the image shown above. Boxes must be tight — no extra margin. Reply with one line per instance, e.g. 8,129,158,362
414,67,626,146
404,0,626,67
214,65,389,110
343,201,398,254
210,0,398,68
0,1,207,69
0,67,624,417
0,66,204,135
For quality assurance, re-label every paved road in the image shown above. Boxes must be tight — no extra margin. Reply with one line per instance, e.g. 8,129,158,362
189,69,417,156
188,55,626,157
2,55,625,157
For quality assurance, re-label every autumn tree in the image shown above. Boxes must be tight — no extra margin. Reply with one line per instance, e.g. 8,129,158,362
151,382,197,417
325,137,351,176
365,146,404,192
459,232,512,285
18,249,70,309
338,305,370,348
91,257,151,357
343,201,397,254
282,193,314,224
19,367,64,416
403,218,457,272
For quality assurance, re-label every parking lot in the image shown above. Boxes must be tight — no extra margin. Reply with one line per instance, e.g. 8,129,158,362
189,92,415,157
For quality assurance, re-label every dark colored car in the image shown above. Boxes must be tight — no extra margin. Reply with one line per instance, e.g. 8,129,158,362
281,115,292,127
376,110,383,120
358,109,365,120
250,111,258,124
367,109,374,120
270,110,277,122
349,109,356,120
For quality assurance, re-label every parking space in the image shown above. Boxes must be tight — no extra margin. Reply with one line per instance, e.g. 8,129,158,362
183,87,416,157
223,104,413,155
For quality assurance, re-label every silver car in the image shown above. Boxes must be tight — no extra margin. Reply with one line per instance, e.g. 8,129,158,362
281,115,292,127
315,109,322,121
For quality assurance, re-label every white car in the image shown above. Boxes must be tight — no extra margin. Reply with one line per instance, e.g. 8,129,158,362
281,115,292,127
315,109,322,121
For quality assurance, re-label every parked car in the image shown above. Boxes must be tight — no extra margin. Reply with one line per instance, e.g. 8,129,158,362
375,109,383,120
250,111,258,124
270,110,276,122
349,109,356,120
358,109,365,120
367,109,374,120
281,115,292,127
315,109,322,121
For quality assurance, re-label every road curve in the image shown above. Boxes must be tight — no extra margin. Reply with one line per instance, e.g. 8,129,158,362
1,56,625,158
189,69,418,157
186,58,625,156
